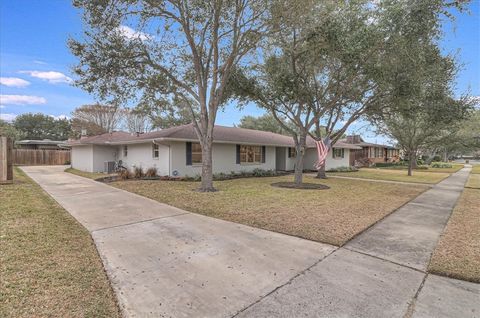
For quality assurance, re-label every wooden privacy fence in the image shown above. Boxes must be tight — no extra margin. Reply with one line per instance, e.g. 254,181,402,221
13,149,71,166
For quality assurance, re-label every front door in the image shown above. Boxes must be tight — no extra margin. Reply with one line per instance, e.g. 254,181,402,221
275,147,286,171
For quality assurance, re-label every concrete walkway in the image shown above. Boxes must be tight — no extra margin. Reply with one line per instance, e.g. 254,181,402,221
237,167,479,318
21,166,336,317
22,166,479,318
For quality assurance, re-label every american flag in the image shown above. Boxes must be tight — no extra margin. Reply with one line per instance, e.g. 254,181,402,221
314,137,331,170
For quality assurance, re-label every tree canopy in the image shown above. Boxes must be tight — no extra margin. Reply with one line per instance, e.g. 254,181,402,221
230,0,471,183
13,113,71,141
237,114,293,135
71,104,123,137
0,120,25,141
70,0,272,191
230,0,402,183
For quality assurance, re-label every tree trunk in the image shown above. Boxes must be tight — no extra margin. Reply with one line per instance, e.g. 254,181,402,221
411,157,417,169
293,133,307,185
200,138,215,192
316,163,327,179
407,151,414,176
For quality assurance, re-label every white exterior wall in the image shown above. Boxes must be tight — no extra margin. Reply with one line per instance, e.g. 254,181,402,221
71,145,93,172
304,148,351,170
92,145,117,173
117,142,170,176
170,141,276,177
73,141,352,175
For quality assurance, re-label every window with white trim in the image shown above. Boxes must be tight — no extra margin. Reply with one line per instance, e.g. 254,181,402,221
123,145,128,157
240,145,262,163
333,148,344,158
152,143,159,158
288,147,296,158
191,143,202,164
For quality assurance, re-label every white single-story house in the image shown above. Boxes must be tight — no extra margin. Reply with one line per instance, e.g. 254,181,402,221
67,124,361,176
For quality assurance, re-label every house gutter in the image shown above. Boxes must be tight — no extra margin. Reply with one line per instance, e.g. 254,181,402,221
69,137,362,150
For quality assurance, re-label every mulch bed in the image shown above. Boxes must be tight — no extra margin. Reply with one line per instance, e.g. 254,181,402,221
271,182,330,190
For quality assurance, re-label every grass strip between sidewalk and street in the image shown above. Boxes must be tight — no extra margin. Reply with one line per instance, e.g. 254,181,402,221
0,168,121,318
428,188,480,283
471,164,480,174
465,173,480,189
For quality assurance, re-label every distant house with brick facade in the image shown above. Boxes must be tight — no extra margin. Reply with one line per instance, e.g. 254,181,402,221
340,135,400,167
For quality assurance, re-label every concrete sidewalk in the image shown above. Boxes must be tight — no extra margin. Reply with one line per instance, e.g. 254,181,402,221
21,166,336,317
22,166,479,318
236,167,479,318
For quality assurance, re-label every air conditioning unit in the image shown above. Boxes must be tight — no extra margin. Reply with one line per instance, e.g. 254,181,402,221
104,161,115,173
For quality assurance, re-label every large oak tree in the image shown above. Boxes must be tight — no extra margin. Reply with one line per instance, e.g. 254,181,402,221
231,0,471,184
231,0,393,184
70,0,271,191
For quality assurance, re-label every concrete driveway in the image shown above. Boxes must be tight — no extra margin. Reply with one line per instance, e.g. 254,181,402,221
21,166,336,317
22,166,479,318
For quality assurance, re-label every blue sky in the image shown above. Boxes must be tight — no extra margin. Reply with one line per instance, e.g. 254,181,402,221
1,1,478,143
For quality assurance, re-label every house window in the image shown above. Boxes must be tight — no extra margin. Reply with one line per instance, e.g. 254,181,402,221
333,148,344,158
240,145,262,164
191,143,202,164
288,147,296,158
123,145,128,157
152,143,159,159
374,147,383,158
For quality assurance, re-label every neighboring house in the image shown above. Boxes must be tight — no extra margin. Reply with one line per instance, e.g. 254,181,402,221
341,135,400,166
67,124,361,175
15,139,67,150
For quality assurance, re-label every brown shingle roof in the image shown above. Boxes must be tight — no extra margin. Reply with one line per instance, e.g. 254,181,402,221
67,124,361,149
339,138,397,149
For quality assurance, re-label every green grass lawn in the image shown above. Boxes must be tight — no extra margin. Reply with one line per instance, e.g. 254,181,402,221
111,175,427,246
466,174,480,189
0,168,121,318
428,188,480,283
471,165,480,174
328,168,450,184
65,167,110,180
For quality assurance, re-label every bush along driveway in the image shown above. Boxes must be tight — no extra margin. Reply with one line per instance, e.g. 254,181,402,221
21,165,480,317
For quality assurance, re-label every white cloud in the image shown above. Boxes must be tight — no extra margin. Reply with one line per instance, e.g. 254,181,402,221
116,25,150,41
0,77,30,87
20,70,72,84
50,114,69,120
0,113,17,122
33,60,47,65
0,94,47,105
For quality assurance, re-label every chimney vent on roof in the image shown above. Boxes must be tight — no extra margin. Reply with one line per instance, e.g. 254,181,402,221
346,135,361,144
80,128,87,139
